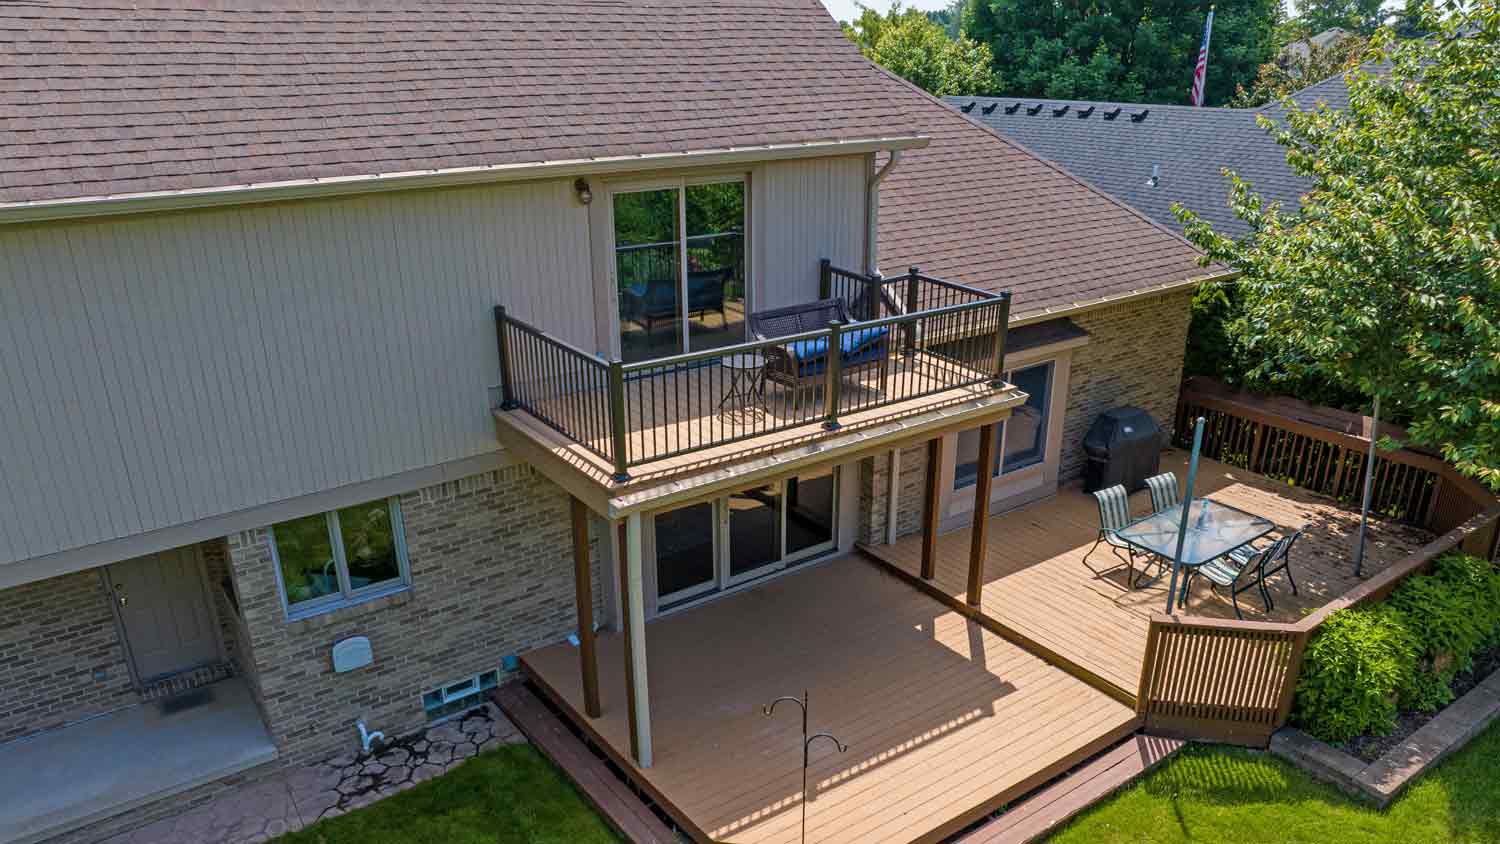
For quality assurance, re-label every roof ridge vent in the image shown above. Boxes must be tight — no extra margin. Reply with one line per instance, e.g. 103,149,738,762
1052,104,1069,117
1130,108,1150,122
1026,103,1044,115
1103,107,1122,120
1004,102,1021,114
981,102,998,115
1077,106,1095,118
960,101,977,113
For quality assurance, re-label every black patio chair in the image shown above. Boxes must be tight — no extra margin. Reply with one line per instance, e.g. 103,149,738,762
1190,533,1295,619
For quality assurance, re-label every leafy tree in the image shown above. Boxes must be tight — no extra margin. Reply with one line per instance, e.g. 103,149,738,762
844,3,999,96
1228,32,1369,107
1293,0,1389,35
927,0,966,37
1176,1,1500,494
959,0,1280,104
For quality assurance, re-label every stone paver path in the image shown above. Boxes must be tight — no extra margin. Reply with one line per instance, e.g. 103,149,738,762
101,704,525,844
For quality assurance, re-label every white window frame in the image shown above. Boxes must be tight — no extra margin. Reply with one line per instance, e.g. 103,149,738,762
269,497,412,620
606,173,750,358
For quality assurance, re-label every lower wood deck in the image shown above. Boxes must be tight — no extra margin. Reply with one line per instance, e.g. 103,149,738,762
862,452,1434,698
523,556,1139,844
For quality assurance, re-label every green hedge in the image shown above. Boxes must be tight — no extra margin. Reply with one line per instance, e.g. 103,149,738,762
1292,553,1500,743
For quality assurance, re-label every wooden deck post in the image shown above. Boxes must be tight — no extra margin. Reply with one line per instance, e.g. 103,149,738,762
571,497,601,719
921,438,942,579
618,513,653,768
967,423,998,606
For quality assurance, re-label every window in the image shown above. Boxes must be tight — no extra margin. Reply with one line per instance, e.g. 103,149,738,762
270,497,410,617
954,361,1055,489
614,178,747,362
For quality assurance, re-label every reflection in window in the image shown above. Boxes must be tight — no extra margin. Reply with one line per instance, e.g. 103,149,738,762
655,501,717,600
613,181,745,363
614,188,683,362
1002,362,1053,472
785,467,836,558
953,361,1054,489
271,497,409,614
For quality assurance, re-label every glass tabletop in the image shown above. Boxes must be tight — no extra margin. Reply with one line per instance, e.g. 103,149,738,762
1115,498,1276,567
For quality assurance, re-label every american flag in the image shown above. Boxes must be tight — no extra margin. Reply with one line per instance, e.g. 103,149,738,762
1190,6,1215,107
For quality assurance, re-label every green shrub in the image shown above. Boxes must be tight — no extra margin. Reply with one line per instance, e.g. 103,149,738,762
1293,606,1417,743
1432,553,1500,650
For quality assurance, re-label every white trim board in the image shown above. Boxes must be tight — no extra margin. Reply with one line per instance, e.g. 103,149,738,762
0,451,511,591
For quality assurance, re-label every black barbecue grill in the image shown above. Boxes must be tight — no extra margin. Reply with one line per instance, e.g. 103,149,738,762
1083,407,1164,493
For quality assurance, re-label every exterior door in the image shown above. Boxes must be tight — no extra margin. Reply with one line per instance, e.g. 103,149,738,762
107,548,220,682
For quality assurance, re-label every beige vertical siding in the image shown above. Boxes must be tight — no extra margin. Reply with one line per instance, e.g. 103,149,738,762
0,179,594,566
752,155,868,310
0,156,871,572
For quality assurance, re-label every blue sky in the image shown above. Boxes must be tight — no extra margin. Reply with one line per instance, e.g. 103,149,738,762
819,0,953,24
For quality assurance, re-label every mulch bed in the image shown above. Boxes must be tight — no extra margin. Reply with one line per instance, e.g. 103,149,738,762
1341,645,1500,763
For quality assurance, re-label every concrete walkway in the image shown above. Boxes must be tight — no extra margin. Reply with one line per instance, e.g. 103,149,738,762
99,703,524,844
0,678,276,844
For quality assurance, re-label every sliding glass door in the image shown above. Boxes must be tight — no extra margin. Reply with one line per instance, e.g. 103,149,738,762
613,178,746,363
652,467,838,610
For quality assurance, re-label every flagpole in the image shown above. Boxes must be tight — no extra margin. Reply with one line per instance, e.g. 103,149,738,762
1190,5,1215,107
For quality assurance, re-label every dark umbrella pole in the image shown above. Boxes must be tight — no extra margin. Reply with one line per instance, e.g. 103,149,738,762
1354,394,1380,577
764,692,848,844
1164,417,1206,614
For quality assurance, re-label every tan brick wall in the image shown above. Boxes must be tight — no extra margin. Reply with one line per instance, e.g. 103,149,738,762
859,290,1193,542
227,463,600,766
0,570,136,744
856,445,931,545
1057,289,1193,483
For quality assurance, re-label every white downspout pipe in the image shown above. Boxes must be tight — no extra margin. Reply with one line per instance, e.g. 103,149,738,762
866,150,903,276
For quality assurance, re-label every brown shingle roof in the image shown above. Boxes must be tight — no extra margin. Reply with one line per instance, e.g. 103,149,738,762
876,73,1223,320
1,0,1221,318
0,0,923,204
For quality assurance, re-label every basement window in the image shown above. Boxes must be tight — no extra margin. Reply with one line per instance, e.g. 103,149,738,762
422,669,500,721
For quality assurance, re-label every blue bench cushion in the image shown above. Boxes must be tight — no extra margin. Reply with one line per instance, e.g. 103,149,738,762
787,326,889,377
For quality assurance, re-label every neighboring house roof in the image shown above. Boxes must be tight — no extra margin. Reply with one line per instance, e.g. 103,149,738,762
1265,67,1358,113
0,0,927,207
878,77,1221,320
943,96,1312,238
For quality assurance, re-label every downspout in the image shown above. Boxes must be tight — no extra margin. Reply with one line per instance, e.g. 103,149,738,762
866,150,903,276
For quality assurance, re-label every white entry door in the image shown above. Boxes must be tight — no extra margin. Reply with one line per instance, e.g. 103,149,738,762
107,548,221,682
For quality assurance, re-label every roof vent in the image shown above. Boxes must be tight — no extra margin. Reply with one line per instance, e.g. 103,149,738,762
1004,102,1021,114
1077,106,1095,118
981,102,998,115
1131,108,1150,122
961,101,977,113
1104,107,1122,120
1146,164,1160,187
1052,104,1069,117
1027,103,1044,115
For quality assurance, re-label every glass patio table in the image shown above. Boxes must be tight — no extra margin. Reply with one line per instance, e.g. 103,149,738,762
1115,498,1276,609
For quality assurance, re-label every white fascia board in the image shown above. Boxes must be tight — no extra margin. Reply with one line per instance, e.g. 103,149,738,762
0,136,930,226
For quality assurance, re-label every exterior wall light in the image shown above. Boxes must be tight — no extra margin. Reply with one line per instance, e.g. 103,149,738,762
574,178,593,205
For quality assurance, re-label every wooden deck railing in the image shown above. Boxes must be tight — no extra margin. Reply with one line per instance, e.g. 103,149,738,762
1137,379,1500,745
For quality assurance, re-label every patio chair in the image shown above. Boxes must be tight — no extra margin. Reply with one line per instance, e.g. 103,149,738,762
1144,471,1180,515
1083,484,1151,585
1191,533,1296,619
1230,529,1301,611
748,298,890,395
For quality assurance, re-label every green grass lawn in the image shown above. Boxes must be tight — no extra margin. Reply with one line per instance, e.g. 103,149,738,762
276,744,619,844
1047,719,1500,843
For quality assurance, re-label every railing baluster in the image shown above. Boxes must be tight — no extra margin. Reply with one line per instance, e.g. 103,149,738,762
824,321,843,430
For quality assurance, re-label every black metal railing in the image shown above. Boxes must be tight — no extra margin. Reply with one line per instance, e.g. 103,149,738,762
494,306,616,466
495,262,1011,480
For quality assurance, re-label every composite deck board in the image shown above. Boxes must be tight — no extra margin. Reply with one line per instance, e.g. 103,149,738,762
493,683,677,844
956,734,1185,844
524,556,1138,844
863,452,1434,699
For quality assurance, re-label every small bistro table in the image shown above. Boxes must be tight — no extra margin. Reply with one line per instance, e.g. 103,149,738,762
718,352,768,413
1115,498,1276,610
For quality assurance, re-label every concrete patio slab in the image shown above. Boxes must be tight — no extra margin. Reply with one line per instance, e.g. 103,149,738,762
0,678,277,844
